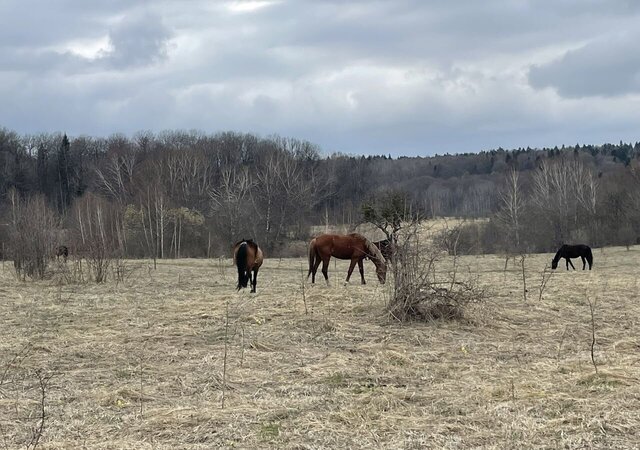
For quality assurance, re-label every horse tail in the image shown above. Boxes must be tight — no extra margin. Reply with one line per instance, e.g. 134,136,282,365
586,246,594,268
236,242,250,290
307,238,317,279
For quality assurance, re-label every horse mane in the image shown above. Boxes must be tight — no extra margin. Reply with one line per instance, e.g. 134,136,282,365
364,238,386,268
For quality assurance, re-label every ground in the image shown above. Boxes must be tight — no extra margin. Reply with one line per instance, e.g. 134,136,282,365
0,246,639,449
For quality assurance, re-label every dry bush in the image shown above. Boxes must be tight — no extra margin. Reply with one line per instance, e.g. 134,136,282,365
0,344,54,449
387,225,486,322
51,255,86,285
7,191,61,280
72,194,124,283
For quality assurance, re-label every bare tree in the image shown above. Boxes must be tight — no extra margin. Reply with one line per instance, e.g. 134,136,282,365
8,191,60,280
209,167,256,244
497,169,525,249
531,158,599,246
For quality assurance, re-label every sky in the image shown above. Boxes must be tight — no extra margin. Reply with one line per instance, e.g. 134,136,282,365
1,0,639,156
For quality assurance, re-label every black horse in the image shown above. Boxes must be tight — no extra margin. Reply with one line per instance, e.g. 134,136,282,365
551,244,593,270
56,245,69,263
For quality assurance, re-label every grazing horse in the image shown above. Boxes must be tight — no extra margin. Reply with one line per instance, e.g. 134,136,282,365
373,237,395,263
551,244,593,270
308,233,387,285
233,239,264,293
56,245,69,262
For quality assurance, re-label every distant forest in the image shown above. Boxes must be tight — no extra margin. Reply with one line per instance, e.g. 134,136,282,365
1,126,639,258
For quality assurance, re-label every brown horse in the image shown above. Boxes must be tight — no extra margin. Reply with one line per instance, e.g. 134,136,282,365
308,233,387,285
233,239,264,293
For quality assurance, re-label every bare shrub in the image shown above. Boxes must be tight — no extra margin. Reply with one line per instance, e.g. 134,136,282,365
72,194,123,283
0,344,55,449
7,191,60,280
52,254,85,285
386,224,486,322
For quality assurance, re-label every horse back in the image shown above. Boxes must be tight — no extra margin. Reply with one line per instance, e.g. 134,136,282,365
313,233,368,259
560,244,592,258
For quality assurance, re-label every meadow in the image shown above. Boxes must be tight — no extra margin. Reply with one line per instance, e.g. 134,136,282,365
0,245,639,449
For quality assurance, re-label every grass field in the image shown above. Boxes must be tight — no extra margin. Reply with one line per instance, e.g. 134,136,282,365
1,246,639,449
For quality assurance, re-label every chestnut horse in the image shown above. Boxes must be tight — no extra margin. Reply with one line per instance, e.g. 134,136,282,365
233,239,264,292
308,233,387,285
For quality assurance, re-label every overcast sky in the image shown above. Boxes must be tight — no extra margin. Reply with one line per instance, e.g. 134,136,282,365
1,1,639,156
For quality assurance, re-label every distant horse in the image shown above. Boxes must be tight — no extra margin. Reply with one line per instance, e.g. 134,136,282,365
308,233,387,285
551,244,593,270
56,245,69,263
233,239,264,293
373,237,395,263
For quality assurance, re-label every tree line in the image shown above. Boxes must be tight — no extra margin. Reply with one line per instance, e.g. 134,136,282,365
1,126,639,260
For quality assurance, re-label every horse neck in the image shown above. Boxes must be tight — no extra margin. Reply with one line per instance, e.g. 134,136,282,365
367,246,385,269
371,255,385,270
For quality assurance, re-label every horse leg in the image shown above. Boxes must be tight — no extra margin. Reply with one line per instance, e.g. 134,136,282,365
358,258,365,285
251,267,259,293
567,258,575,270
312,257,322,284
321,256,330,286
581,256,586,270
345,259,357,284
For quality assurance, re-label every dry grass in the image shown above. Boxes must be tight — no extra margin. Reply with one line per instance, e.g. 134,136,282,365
1,246,640,449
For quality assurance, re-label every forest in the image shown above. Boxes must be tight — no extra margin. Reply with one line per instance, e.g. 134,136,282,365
1,126,639,260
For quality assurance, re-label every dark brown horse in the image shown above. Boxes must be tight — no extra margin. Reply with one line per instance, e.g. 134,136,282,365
233,239,264,292
56,245,69,262
373,237,395,263
308,233,387,285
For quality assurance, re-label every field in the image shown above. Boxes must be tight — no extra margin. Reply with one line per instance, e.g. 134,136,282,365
1,246,640,449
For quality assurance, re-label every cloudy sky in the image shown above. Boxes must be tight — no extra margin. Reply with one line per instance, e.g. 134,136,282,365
1,1,639,156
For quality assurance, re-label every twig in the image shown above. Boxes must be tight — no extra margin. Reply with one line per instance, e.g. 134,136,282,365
221,298,230,409
587,295,598,374
240,326,245,368
26,369,54,450
520,254,527,302
557,325,568,360
139,355,144,418
538,264,553,301
300,265,308,314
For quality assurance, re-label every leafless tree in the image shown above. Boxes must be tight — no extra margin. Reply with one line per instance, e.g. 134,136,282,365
209,167,256,244
497,168,525,251
8,191,60,280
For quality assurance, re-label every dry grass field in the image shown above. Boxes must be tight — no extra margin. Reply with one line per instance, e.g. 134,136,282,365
1,245,640,449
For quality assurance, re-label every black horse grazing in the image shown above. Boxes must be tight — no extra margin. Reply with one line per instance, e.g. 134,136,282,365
56,245,69,262
551,244,593,270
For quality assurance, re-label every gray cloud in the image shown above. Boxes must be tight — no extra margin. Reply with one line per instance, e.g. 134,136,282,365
100,12,172,68
1,1,640,155
529,32,640,98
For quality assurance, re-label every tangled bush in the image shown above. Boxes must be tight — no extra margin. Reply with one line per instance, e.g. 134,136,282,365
386,226,486,322
8,193,60,280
